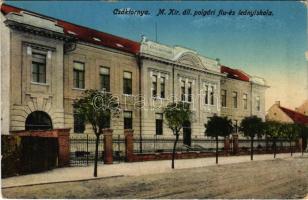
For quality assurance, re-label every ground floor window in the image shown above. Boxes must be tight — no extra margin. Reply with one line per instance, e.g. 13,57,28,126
155,113,163,135
124,111,132,129
74,111,85,133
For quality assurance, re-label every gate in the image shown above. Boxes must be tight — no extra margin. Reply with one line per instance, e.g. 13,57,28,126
20,136,58,173
112,134,125,163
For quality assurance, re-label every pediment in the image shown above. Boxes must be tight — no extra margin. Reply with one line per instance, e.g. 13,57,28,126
176,52,204,69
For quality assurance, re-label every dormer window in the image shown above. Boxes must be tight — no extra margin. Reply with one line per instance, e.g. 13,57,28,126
116,43,124,48
93,37,101,42
67,30,77,35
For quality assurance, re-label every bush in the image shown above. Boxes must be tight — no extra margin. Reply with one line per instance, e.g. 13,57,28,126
1,135,22,178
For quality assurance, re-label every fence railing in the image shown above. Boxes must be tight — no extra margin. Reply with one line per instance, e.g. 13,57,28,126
133,136,226,153
70,134,298,166
237,139,295,152
70,134,125,166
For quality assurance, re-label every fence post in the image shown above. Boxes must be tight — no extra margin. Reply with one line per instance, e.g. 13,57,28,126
56,128,71,167
103,128,113,164
124,129,134,162
297,138,303,153
224,137,230,154
232,134,239,155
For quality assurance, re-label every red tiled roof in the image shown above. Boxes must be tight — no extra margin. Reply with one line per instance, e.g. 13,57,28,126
1,3,140,54
221,65,250,82
280,106,308,125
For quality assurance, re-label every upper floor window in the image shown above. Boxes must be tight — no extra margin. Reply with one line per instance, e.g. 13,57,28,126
100,67,110,92
155,113,163,135
210,86,214,105
32,53,46,83
204,85,209,105
188,82,192,102
232,91,238,108
160,77,166,98
124,111,133,129
152,75,157,97
73,62,85,89
181,80,186,101
243,93,248,110
221,89,227,107
123,71,132,95
256,96,261,111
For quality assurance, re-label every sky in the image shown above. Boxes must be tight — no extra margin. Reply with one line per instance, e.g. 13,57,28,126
4,0,308,111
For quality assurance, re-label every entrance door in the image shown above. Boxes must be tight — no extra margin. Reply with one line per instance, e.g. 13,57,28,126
183,121,191,146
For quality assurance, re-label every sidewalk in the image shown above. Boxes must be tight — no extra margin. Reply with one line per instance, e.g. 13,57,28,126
1,153,306,188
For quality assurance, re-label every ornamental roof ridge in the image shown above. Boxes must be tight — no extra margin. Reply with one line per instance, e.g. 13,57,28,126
140,38,220,73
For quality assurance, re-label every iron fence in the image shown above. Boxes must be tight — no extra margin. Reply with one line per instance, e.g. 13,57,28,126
70,134,125,166
70,134,297,166
133,136,226,153
237,139,295,152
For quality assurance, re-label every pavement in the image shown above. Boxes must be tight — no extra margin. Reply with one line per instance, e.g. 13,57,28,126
1,152,306,188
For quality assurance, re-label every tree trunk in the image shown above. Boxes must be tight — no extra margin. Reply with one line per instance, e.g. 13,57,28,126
250,136,254,161
172,133,179,169
274,138,276,159
216,135,218,164
302,136,304,156
290,140,292,156
94,134,99,177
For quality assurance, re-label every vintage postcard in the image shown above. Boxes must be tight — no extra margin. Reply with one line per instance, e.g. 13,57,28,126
0,0,307,199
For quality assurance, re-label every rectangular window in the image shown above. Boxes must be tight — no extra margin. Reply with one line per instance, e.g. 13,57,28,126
123,71,132,95
188,82,192,102
32,53,46,83
256,96,261,111
100,67,110,92
124,111,133,129
181,80,186,101
152,75,157,97
73,109,85,134
73,62,85,89
155,113,163,135
210,86,214,105
232,91,238,108
221,89,227,107
243,93,248,110
160,77,165,98
204,85,209,105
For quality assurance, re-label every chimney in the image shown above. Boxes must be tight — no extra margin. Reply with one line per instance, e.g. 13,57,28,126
275,101,280,106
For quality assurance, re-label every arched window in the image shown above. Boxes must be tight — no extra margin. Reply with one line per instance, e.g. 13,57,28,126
25,111,53,130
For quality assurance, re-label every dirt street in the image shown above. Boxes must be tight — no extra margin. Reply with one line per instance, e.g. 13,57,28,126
2,157,308,199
